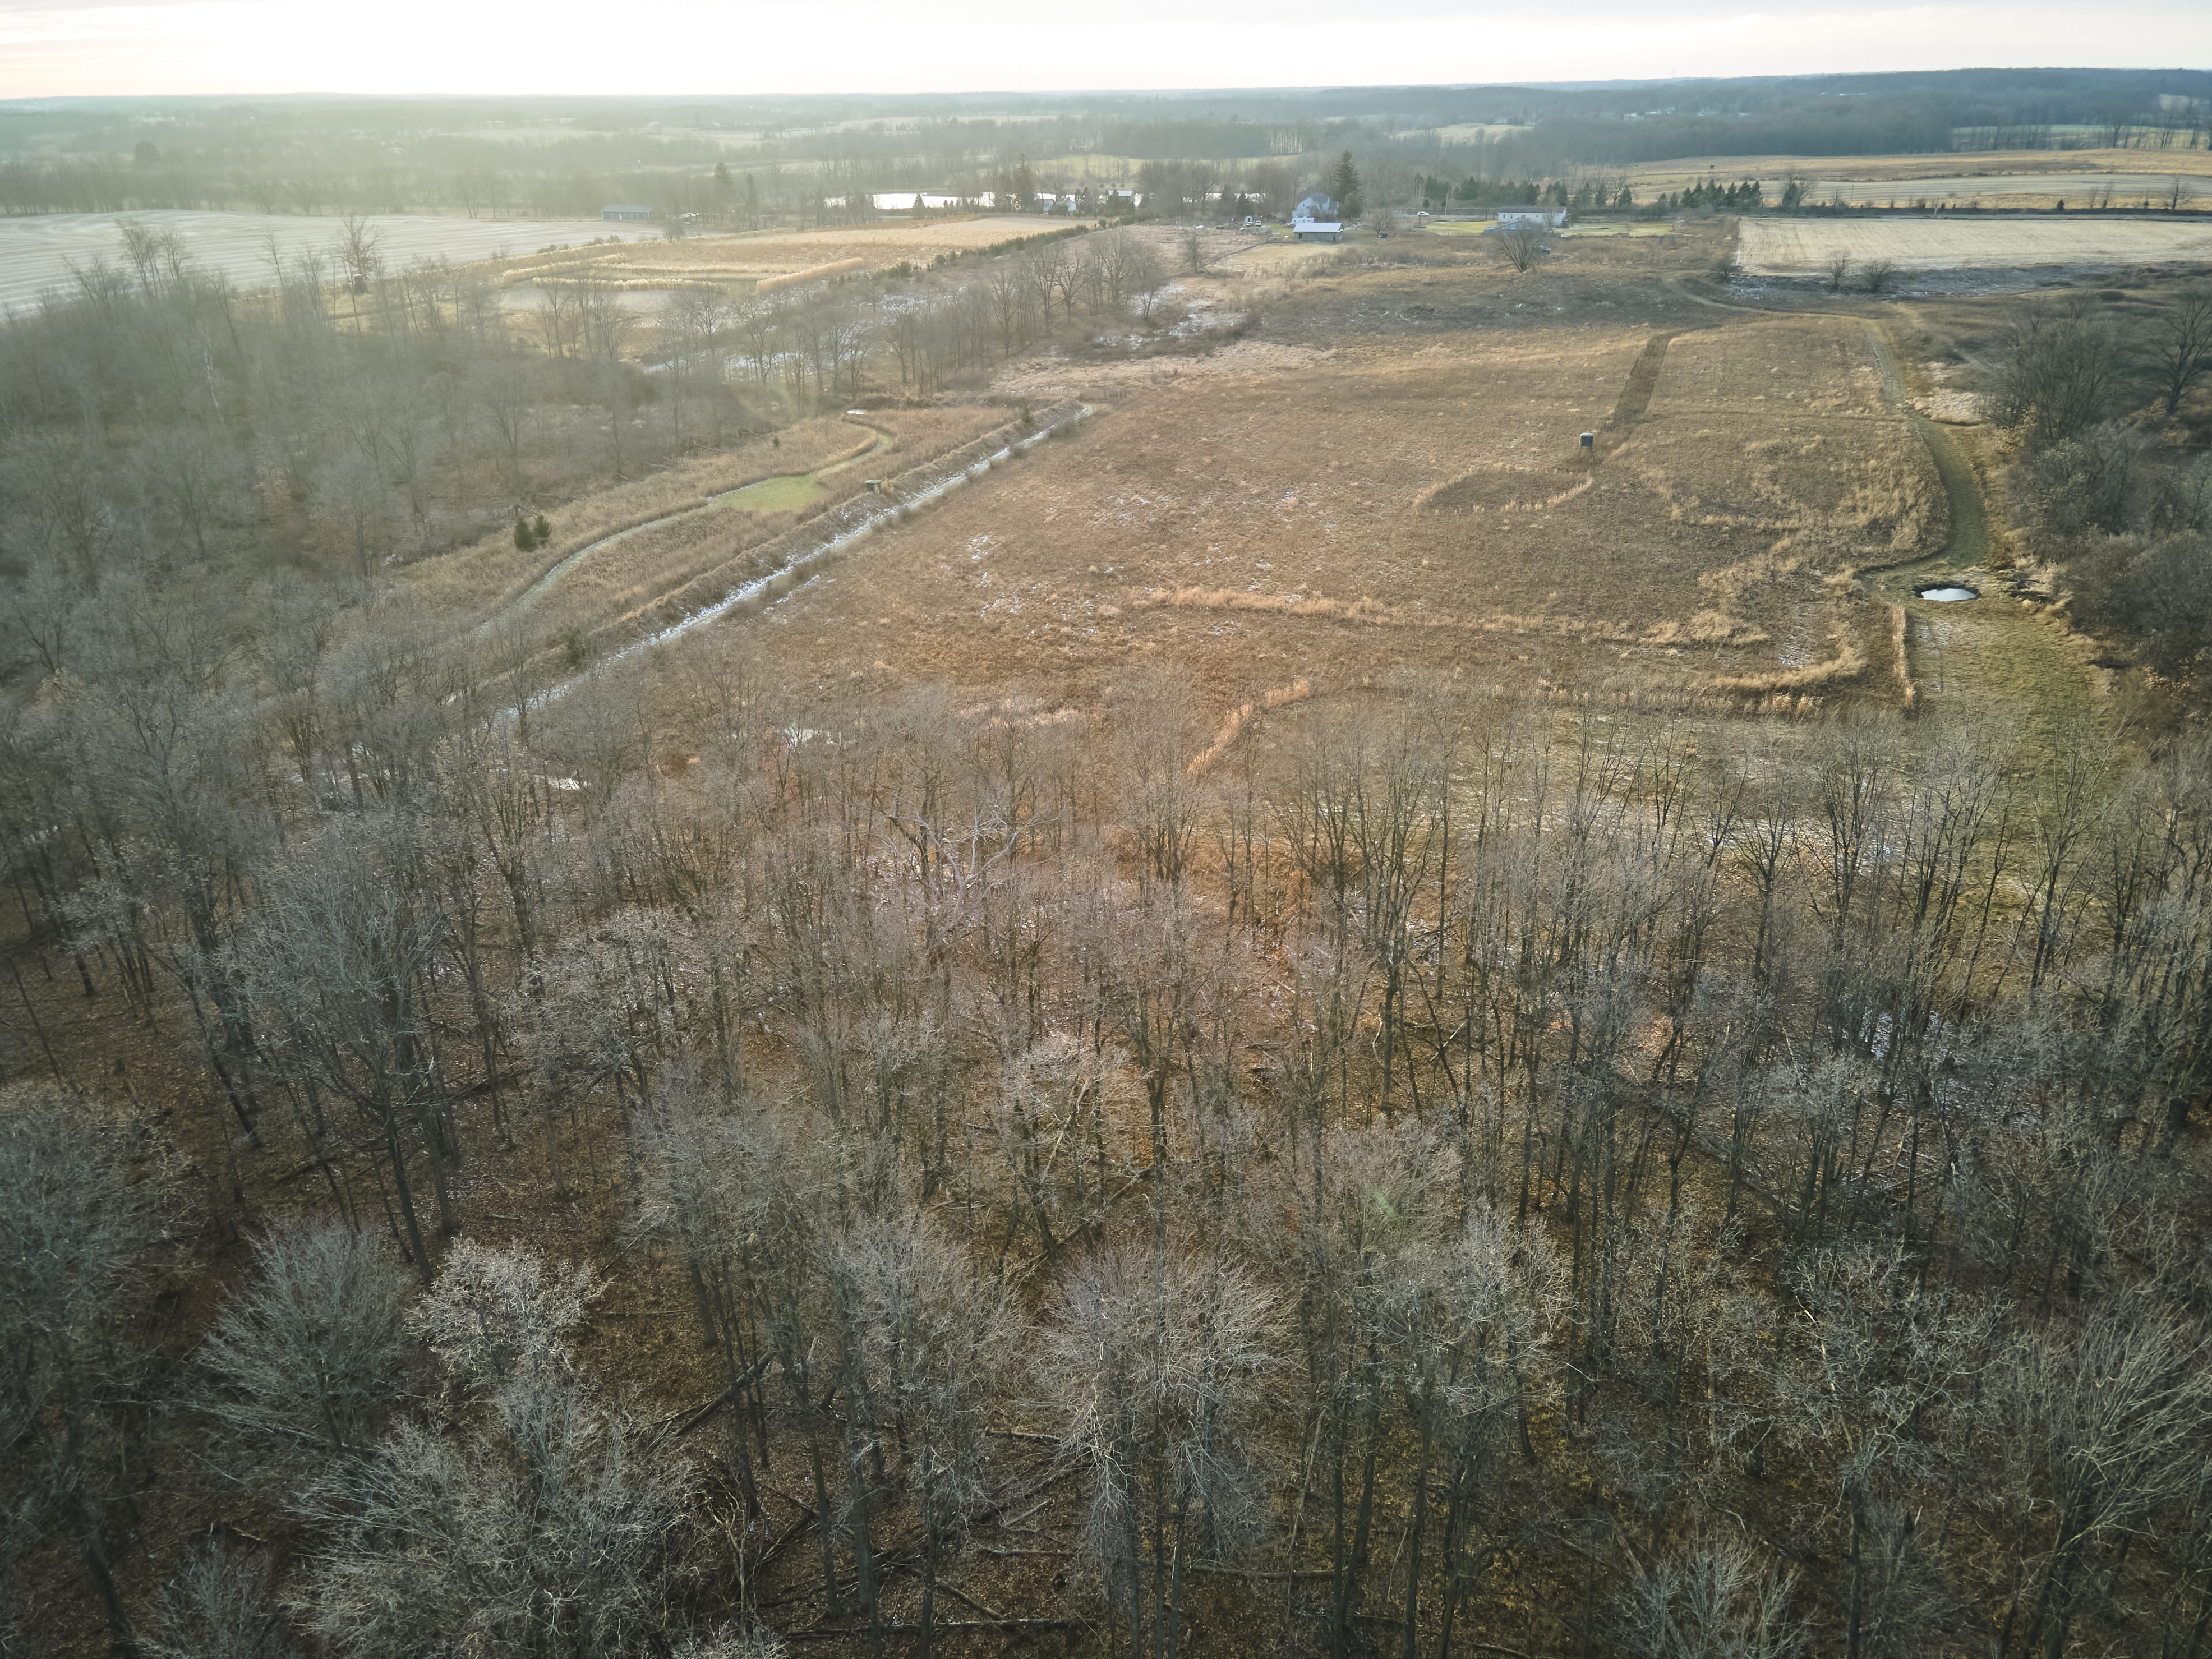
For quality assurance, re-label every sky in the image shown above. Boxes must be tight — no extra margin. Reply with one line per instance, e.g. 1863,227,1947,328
0,0,2207,100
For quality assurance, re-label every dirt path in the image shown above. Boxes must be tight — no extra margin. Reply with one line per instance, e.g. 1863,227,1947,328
518,404,1091,713
1857,324,2094,744
477,419,890,637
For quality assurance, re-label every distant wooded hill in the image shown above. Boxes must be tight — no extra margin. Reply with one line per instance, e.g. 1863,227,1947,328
2,68,2206,222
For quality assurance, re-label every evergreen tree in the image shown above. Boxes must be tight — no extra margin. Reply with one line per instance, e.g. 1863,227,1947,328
1329,150,1361,220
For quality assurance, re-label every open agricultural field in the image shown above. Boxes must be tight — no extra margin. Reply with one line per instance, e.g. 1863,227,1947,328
498,215,1051,288
0,208,653,313
1627,145,2212,197
1738,214,2212,274
1801,170,2210,209
660,298,1936,723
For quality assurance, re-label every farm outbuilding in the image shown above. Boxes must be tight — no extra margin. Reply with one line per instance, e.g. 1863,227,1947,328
1496,207,1569,228
1294,221,1343,242
601,204,653,222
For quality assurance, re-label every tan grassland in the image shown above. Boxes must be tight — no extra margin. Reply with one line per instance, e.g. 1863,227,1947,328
1797,172,2210,208
1736,216,2212,274
500,216,1053,285
402,418,877,621
1627,146,2212,195
674,296,1938,718
403,407,1015,642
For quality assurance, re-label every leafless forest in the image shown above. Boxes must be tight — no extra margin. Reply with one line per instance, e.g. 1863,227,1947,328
5,150,2212,1659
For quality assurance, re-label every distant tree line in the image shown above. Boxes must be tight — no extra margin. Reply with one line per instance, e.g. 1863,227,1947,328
9,72,2208,225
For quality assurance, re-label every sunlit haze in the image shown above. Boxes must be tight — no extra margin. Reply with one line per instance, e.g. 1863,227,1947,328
2,0,2208,98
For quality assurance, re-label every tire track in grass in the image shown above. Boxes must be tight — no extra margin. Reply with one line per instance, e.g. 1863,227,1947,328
515,404,1091,714
1666,275,2093,738
1859,322,2092,742
473,418,888,638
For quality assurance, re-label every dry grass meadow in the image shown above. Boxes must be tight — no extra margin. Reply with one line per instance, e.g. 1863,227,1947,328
496,215,1052,290
401,407,1015,645
1738,215,2212,275
1627,145,2212,199
391,206,2100,775
651,292,1939,727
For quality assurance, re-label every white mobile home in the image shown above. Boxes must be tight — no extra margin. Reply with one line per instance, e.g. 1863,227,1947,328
1495,207,1569,228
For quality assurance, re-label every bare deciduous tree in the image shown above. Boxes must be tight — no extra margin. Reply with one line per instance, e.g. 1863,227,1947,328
196,1215,417,1476
1625,1530,1807,1659
298,1373,692,1659
2148,281,2212,417
1042,1242,1276,1659
146,1540,291,1659
1492,223,1547,273
405,1236,592,1394
0,1085,173,1650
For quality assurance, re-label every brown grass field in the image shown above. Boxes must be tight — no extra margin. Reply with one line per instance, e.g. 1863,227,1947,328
637,293,1938,725
496,216,1053,287
1627,146,2212,196
1738,216,2212,274
400,214,2112,768
402,407,1018,646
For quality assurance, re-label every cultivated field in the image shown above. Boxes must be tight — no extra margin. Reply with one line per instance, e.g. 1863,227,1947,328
501,215,1052,287
1737,215,2212,274
1802,170,2210,208
1628,146,2212,197
0,208,653,313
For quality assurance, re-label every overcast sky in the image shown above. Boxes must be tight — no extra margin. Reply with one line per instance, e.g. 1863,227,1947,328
1,1,2207,101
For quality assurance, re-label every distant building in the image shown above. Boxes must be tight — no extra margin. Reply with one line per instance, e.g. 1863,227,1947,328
1294,222,1343,242
601,204,653,222
1496,206,1569,228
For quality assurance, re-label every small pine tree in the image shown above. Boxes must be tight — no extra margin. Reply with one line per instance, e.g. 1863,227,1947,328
533,514,550,543
513,518,534,551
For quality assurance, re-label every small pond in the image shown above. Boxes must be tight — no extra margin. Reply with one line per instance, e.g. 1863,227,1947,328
1916,585,1979,602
